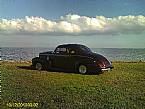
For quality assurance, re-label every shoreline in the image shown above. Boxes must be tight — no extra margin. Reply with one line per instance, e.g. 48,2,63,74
0,60,32,64
1,60,145,63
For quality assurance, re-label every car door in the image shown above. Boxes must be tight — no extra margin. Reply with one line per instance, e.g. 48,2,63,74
63,48,78,70
52,47,68,69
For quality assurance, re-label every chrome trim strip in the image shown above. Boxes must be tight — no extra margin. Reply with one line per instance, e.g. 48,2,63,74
101,68,111,71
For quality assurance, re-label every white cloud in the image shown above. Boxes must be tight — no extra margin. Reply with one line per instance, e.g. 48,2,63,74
0,14,145,35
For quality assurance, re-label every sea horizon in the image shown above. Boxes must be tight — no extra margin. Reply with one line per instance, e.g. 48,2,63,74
1,47,145,62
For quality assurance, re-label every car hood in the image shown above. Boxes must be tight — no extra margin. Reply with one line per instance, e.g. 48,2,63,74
39,51,54,55
89,53,112,68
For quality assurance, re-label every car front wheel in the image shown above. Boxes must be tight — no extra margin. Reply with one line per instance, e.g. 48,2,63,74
35,62,43,70
78,64,87,74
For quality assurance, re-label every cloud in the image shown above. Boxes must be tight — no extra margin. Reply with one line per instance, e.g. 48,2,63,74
0,14,145,35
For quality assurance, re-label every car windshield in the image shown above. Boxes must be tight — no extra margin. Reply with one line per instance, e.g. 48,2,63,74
79,45,92,53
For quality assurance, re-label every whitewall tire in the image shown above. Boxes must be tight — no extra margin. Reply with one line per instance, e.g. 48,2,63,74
78,65,87,74
35,63,42,70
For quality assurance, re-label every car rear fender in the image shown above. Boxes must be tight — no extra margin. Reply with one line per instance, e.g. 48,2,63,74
74,58,95,70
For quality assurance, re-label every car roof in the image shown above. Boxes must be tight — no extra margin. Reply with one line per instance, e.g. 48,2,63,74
56,44,87,48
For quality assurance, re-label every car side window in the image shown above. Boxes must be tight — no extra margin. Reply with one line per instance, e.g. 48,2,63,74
68,48,76,55
55,47,67,54
70,50,75,54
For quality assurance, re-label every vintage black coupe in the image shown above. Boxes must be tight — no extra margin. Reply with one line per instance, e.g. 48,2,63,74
32,44,113,74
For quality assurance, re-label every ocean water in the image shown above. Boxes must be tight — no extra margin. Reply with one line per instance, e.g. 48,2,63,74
1,47,145,62
0,47,54,61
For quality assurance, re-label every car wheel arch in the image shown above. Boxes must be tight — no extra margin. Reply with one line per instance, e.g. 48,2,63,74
35,62,43,70
33,58,46,70
75,61,88,74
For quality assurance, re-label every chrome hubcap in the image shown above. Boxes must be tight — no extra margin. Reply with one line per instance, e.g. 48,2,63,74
79,65,87,74
35,63,42,70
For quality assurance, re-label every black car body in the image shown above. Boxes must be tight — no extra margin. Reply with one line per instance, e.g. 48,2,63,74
32,44,113,74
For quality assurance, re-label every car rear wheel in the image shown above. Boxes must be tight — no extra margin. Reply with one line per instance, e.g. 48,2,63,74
35,62,42,70
78,65,87,74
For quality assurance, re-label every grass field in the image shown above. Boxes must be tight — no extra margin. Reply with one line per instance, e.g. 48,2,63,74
1,61,145,109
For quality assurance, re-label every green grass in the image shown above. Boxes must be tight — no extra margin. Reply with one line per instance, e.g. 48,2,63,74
1,61,145,109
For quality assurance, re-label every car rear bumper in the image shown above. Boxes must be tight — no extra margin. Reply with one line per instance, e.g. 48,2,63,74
101,68,111,71
87,64,114,72
101,66,114,71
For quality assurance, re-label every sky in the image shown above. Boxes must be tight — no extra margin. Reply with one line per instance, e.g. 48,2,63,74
0,0,145,48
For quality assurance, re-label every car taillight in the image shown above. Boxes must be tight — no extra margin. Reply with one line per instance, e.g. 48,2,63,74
97,61,105,68
100,63,105,68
